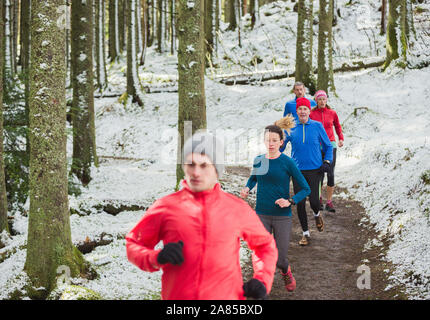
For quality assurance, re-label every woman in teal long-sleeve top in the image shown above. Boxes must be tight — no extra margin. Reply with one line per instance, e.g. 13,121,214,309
241,124,310,293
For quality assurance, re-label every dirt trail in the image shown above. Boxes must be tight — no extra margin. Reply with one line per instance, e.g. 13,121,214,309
221,166,406,300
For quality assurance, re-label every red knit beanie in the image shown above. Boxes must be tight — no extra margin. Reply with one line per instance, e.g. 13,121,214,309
296,97,311,111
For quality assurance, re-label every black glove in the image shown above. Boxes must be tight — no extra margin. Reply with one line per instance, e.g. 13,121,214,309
322,161,331,173
243,278,267,299
157,241,184,265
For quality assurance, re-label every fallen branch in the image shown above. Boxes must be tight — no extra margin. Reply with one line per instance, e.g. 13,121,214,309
75,232,126,254
218,57,386,86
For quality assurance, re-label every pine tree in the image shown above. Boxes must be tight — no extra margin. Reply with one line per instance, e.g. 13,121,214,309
109,0,120,61
383,0,410,69
119,0,126,52
70,0,98,185
140,0,148,65
4,0,13,79
226,0,236,31
127,0,144,106
176,0,207,188
205,0,214,64
317,0,335,94
295,0,316,94
156,0,162,52
0,0,9,234
25,0,87,298
95,0,108,90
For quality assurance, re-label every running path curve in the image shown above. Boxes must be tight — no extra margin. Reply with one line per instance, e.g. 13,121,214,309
222,166,406,300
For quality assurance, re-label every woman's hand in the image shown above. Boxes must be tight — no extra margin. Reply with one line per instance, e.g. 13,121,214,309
240,187,250,199
275,198,291,208
338,140,344,147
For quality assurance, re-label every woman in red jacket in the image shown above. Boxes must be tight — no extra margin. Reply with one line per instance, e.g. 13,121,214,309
310,90,344,213
126,132,278,300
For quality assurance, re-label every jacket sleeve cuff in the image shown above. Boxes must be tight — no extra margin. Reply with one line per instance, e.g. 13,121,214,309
149,249,162,270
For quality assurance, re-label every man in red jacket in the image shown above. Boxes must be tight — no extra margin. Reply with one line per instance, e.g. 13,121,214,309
126,132,278,300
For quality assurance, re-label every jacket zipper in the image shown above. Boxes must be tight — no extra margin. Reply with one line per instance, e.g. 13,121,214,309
197,196,208,299
302,123,305,143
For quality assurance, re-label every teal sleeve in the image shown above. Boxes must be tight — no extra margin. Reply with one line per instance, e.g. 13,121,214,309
245,173,257,191
289,161,310,204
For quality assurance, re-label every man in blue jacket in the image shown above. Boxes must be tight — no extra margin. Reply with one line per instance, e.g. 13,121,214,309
283,82,317,125
280,97,333,246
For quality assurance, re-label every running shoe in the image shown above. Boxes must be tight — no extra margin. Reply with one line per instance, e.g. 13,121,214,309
298,234,310,246
325,201,336,213
315,215,324,232
281,265,296,292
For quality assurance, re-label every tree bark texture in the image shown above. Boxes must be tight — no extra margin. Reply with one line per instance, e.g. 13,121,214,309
176,0,207,188
384,0,408,69
71,0,98,185
317,0,335,93
296,0,316,94
127,0,144,106
109,0,119,61
95,0,108,90
25,0,86,298
0,0,9,234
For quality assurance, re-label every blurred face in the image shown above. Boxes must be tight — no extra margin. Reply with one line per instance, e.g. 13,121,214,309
317,96,327,108
293,85,305,98
264,131,283,154
297,105,310,123
183,153,218,192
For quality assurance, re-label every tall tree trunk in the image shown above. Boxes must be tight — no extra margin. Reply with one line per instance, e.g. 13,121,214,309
4,0,13,78
169,0,175,54
215,0,220,52
295,0,316,95
249,0,256,29
127,0,143,106
381,0,387,35
109,0,119,61
119,0,126,52
20,0,31,159
405,0,415,47
237,0,242,47
383,0,408,70
71,0,98,185
156,0,162,52
176,0,207,188
317,0,335,94
0,0,9,234
25,0,86,299
205,0,214,64
140,0,147,64
95,0,108,90
149,0,155,47
11,0,17,74
226,0,236,31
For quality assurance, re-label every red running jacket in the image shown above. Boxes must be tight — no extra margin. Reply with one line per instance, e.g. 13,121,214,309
310,107,344,142
126,181,278,300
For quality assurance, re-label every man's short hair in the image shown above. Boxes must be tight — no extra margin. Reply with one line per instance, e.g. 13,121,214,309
293,81,305,90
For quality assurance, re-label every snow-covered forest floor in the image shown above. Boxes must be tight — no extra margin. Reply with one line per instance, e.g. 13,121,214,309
1,0,430,300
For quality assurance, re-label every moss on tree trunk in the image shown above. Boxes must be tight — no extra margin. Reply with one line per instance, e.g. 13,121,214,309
25,0,87,299
176,0,207,188
205,0,214,64
296,0,316,94
317,0,335,94
0,0,9,234
384,0,408,70
70,0,98,185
